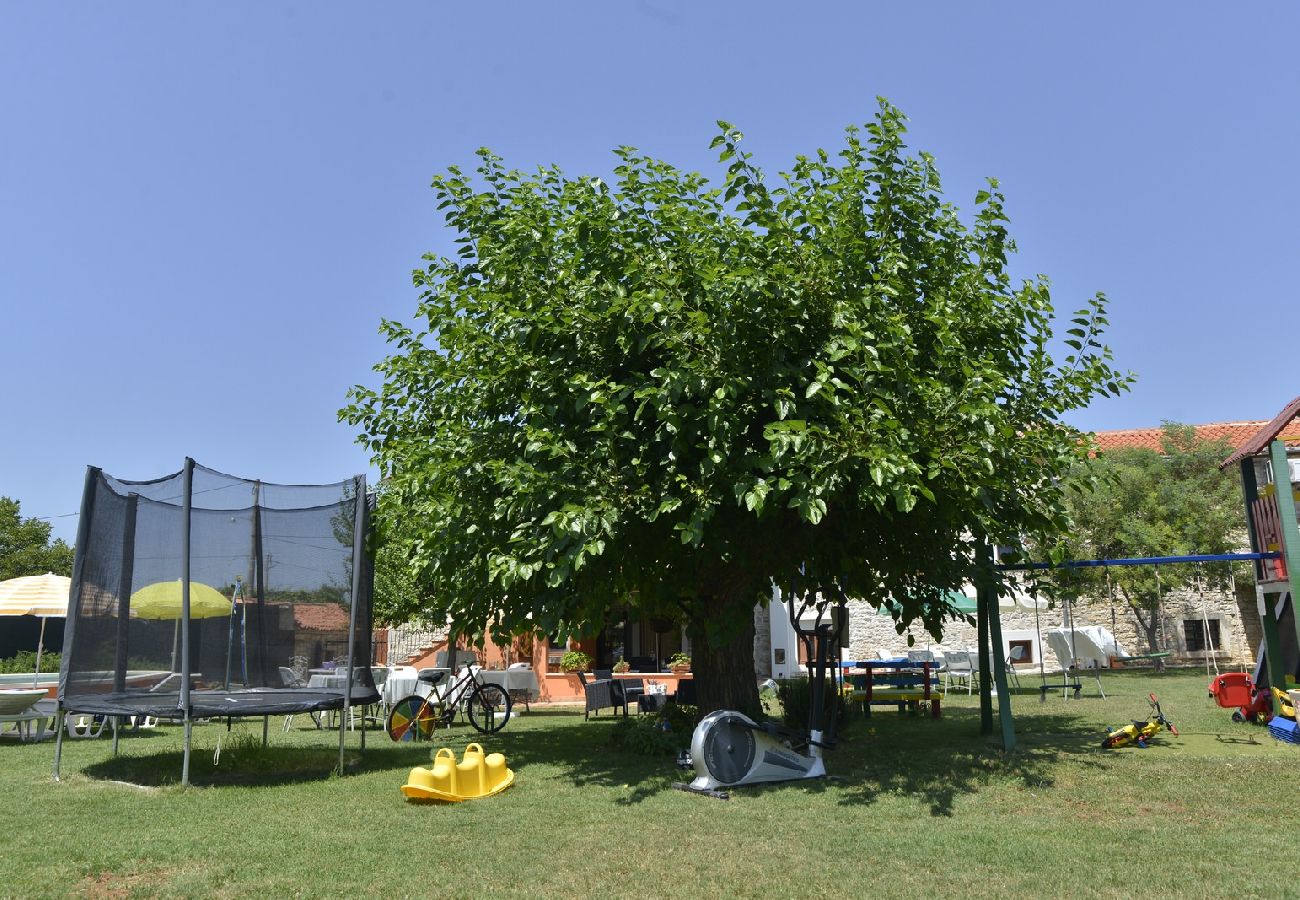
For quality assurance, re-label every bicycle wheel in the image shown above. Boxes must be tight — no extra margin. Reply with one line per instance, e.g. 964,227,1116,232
466,683,512,734
387,694,439,742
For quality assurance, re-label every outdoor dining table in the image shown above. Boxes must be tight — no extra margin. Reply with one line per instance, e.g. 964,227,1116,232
306,673,352,690
382,669,443,707
841,659,940,718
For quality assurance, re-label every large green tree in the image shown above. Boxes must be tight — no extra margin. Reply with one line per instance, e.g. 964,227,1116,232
1043,424,1245,653
343,100,1129,714
0,497,74,581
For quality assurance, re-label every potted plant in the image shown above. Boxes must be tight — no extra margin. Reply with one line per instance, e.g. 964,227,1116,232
612,658,631,674
667,652,691,674
558,650,593,673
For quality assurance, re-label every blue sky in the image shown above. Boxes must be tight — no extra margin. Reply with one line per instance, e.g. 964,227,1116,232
3,3,1297,544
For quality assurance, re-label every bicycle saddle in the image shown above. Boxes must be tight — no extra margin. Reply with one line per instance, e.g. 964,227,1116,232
417,670,447,685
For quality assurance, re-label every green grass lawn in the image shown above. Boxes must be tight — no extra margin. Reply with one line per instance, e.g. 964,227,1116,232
2,669,1295,898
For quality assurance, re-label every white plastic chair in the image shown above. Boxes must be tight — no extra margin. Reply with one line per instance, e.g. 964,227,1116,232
1005,645,1026,690
65,713,107,739
944,650,975,695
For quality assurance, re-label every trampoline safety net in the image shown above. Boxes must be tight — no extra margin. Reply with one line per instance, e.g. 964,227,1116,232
59,459,378,719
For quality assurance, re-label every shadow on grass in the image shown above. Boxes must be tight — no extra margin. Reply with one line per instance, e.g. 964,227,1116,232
76,702,1114,809
397,704,1119,813
825,706,1113,816
83,745,355,788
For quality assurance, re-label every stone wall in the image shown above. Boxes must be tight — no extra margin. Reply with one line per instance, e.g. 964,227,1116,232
751,581,1255,677
386,622,448,665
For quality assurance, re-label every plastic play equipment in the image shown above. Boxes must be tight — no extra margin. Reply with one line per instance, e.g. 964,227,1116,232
1220,404,1300,713
1208,672,1274,723
1008,553,1280,701
53,460,377,785
676,586,843,798
401,743,514,801
1101,694,1178,749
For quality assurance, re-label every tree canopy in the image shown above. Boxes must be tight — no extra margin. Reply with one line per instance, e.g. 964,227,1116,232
1041,424,1245,652
0,497,74,581
342,99,1130,712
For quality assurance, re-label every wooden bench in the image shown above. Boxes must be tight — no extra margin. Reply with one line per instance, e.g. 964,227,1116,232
1108,652,1171,670
850,687,941,718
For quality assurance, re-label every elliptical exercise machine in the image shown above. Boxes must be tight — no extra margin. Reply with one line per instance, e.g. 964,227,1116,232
676,586,845,798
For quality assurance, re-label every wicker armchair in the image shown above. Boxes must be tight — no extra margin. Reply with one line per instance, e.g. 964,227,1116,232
576,670,620,720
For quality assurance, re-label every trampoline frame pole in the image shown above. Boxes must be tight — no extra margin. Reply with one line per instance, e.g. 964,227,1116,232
52,708,65,781
180,458,194,788
339,475,367,775
55,465,99,783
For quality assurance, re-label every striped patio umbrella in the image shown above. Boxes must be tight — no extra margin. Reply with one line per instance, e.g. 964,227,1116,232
0,573,72,687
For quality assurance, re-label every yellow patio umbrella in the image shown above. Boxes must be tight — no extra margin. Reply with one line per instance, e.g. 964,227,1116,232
130,580,232,620
0,573,72,687
131,580,234,675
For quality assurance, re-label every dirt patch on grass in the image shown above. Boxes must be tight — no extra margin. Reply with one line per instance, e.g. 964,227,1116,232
81,867,176,898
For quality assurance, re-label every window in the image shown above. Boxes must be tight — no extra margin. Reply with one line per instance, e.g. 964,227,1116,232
1183,619,1221,652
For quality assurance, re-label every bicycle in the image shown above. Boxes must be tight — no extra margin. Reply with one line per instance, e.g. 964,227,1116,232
386,665,512,741
1101,693,1178,749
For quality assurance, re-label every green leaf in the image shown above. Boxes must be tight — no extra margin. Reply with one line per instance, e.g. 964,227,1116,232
344,99,1134,709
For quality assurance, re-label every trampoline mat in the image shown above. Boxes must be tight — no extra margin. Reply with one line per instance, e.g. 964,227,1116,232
62,687,381,719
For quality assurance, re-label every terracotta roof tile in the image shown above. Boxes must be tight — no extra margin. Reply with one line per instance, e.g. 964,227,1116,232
1093,420,1300,455
1221,396,1300,468
292,603,350,631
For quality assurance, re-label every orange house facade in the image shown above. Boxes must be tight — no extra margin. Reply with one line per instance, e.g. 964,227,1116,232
387,608,694,703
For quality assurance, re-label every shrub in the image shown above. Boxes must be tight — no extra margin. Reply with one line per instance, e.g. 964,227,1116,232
0,651,60,674
659,701,700,736
773,676,845,733
608,716,684,756
558,650,593,672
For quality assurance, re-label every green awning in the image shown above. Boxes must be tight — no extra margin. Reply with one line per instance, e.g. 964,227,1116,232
875,590,974,616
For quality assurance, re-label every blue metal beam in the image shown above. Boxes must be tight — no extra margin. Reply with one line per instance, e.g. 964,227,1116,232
1001,552,1279,571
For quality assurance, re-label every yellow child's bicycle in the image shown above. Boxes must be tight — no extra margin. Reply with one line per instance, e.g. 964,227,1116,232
1101,693,1178,749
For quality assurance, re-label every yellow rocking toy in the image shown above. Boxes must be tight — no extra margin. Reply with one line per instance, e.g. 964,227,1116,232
401,743,514,802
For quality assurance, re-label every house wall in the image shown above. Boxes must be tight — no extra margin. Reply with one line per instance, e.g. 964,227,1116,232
753,581,1253,680
772,578,1254,677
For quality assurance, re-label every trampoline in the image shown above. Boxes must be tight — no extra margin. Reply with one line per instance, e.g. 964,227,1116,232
53,459,377,784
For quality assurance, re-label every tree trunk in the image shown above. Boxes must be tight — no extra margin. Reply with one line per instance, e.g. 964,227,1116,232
1130,604,1162,654
687,591,760,718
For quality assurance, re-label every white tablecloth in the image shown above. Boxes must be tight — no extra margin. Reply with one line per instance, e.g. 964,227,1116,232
478,669,539,699
380,668,538,706
307,673,352,690
1045,626,1125,670
382,671,440,706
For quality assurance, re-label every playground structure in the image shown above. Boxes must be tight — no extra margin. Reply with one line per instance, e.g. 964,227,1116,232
53,460,377,785
756,400,1300,752
1220,395,1300,709
952,406,1300,748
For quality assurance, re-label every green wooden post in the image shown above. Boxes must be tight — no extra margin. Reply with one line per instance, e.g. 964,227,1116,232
1261,594,1287,704
978,546,1017,751
1269,440,1300,691
1238,459,1263,581
976,575,993,735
